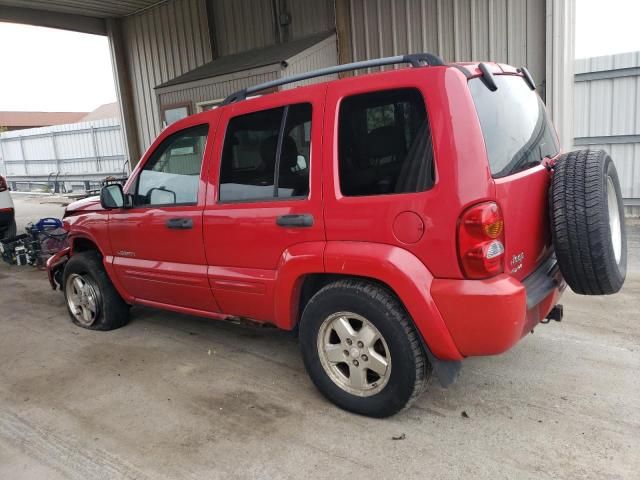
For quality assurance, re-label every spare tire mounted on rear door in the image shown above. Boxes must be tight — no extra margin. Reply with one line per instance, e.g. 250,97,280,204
549,149,627,295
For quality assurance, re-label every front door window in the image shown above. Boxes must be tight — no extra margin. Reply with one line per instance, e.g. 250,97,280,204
135,124,209,206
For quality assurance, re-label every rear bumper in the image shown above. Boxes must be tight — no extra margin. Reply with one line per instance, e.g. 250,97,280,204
431,255,566,357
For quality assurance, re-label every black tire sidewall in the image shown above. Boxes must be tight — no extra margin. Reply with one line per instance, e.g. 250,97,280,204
550,149,627,295
63,252,128,330
299,283,424,417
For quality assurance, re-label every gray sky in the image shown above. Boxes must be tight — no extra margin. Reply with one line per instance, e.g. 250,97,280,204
0,0,639,112
0,23,116,112
575,0,640,58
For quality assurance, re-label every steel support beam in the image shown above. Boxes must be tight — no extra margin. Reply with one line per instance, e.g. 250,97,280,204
106,17,140,170
545,0,576,152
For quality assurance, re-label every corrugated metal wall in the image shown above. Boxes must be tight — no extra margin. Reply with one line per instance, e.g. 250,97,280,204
122,0,334,154
285,0,335,40
282,34,338,87
209,0,335,55
158,35,338,107
119,0,551,156
211,0,277,55
158,68,280,109
121,0,213,154
0,118,125,180
347,0,546,94
574,52,640,216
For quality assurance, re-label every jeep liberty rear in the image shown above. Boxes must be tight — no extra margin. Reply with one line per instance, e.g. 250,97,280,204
48,55,627,417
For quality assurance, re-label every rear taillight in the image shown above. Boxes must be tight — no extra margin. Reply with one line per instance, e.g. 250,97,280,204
458,201,505,279
0,176,7,192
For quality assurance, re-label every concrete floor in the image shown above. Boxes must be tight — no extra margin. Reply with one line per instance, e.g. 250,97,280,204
1,195,639,479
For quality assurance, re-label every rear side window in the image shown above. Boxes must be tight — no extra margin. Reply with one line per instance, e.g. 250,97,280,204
338,88,434,196
219,103,312,202
469,75,560,178
136,124,208,206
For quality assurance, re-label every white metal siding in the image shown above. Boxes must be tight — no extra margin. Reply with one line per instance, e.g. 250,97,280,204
573,52,640,215
121,0,213,153
0,118,125,179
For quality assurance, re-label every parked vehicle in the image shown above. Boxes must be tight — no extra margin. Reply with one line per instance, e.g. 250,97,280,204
47,55,627,417
0,175,16,240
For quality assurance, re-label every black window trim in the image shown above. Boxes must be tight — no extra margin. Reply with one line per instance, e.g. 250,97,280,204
217,102,312,204
131,123,209,209
272,105,289,198
216,195,309,205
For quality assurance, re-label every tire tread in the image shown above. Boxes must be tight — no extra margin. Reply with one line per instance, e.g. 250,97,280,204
550,149,626,295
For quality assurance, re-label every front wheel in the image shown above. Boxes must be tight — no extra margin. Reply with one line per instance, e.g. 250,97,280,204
299,279,430,417
63,251,129,330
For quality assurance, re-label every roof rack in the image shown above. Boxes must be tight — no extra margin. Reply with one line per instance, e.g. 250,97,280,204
222,53,445,105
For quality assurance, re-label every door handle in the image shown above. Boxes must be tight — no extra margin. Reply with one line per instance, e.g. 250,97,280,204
165,217,193,229
276,214,314,228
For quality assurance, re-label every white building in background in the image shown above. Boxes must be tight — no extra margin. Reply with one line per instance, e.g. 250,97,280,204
574,52,640,216
0,103,127,192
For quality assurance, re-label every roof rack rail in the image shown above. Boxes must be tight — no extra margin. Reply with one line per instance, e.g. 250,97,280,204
222,53,445,105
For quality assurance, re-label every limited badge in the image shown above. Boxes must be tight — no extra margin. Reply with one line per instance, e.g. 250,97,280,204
511,251,525,273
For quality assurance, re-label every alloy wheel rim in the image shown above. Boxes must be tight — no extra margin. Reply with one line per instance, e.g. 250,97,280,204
317,311,391,397
66,273,100,326
606,176,622,264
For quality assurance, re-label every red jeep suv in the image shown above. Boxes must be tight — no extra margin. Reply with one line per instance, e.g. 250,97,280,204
48,55,627,417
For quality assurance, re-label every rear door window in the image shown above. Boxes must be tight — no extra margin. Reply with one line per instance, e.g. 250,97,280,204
219,103,312,202
338,88,434,196
469,75,560,178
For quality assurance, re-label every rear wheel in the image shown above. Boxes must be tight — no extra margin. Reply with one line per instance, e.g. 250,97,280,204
63,251,129,330
299,279,430,417
550,149,627,294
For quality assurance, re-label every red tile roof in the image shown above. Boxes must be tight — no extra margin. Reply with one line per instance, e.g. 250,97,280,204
78,103,119,122
0,111,88,128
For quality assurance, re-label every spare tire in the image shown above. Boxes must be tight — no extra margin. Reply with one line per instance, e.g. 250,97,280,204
549,149,626,295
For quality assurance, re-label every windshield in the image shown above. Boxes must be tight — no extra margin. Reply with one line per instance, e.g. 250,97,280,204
469,75,559,178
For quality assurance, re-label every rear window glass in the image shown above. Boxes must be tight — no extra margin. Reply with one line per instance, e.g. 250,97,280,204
469,75,559,178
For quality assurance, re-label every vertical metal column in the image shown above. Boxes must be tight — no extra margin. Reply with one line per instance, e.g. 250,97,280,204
18,136,27,176
90,126,102,172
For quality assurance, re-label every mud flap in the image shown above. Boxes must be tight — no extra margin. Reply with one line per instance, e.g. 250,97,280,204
421,339,462,387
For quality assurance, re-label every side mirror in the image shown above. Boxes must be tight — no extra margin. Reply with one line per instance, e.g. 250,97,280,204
100,184,125,209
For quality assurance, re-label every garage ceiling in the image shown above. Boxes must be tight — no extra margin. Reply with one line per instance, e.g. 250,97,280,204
0,0,162,18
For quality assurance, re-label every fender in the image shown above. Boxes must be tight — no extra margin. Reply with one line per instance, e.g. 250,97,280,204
273,241,325,330
324,241,463,361
68,232,135,305
46,247,70,290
